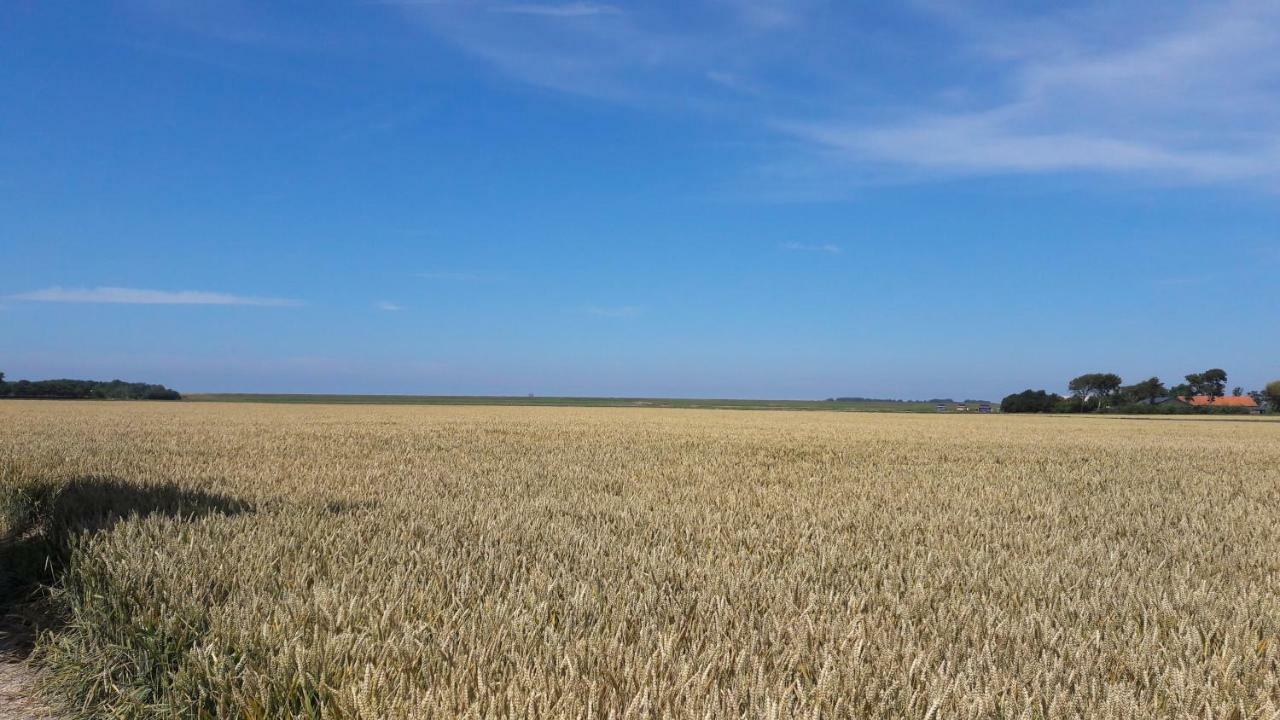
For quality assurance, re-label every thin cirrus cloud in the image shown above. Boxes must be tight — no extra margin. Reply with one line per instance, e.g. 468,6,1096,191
787,1,1280,183
780,242,841,255
8,286,303,307
491,3,620,18
376,301,404,311
365,0,619,10
388,0,1280,187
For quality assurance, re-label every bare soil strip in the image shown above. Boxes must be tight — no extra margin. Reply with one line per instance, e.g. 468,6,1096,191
0,643,56,720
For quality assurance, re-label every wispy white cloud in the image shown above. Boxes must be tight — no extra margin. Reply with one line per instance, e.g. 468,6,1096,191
491,3,620,18
376,301,404,311
146,1,1280,190
787,1,1280,183
388,0,1280,188
389,0,802,104
582,304,642,318
711,0,800,30
787,116,1279,180
780,242,841,255
8,286,303,307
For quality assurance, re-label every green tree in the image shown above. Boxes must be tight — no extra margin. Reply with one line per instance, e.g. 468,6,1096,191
1232,386,1244,397
0,373,179,400
1183,373,1202,394
1000,390,1059,413
1068,373,1124,411
1120,377,1166,405
1266,380,1280,412
1185,368,1228,401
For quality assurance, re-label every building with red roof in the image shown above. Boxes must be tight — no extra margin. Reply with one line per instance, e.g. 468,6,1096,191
1177,395,1260,410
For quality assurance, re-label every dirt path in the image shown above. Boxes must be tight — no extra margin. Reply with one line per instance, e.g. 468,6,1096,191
0,661,55,720
0,626,57,720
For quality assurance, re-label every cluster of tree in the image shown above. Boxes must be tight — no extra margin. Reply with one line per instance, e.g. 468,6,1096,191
1002,369,1280,414
0,372,181,400
998,390,1060,414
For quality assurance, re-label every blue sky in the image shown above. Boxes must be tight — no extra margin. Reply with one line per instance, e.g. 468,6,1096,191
3,0,1277,399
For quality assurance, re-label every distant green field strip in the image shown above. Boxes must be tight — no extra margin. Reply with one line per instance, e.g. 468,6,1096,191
182,394,948,412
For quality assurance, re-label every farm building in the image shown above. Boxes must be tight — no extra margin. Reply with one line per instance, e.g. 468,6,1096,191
1177,395,1261,413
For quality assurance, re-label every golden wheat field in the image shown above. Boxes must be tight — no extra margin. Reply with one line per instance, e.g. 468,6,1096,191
1,401,1279,719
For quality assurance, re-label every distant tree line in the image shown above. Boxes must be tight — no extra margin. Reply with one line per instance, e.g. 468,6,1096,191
827,397,993,405
0,371,181,400
1002,369,1280,414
